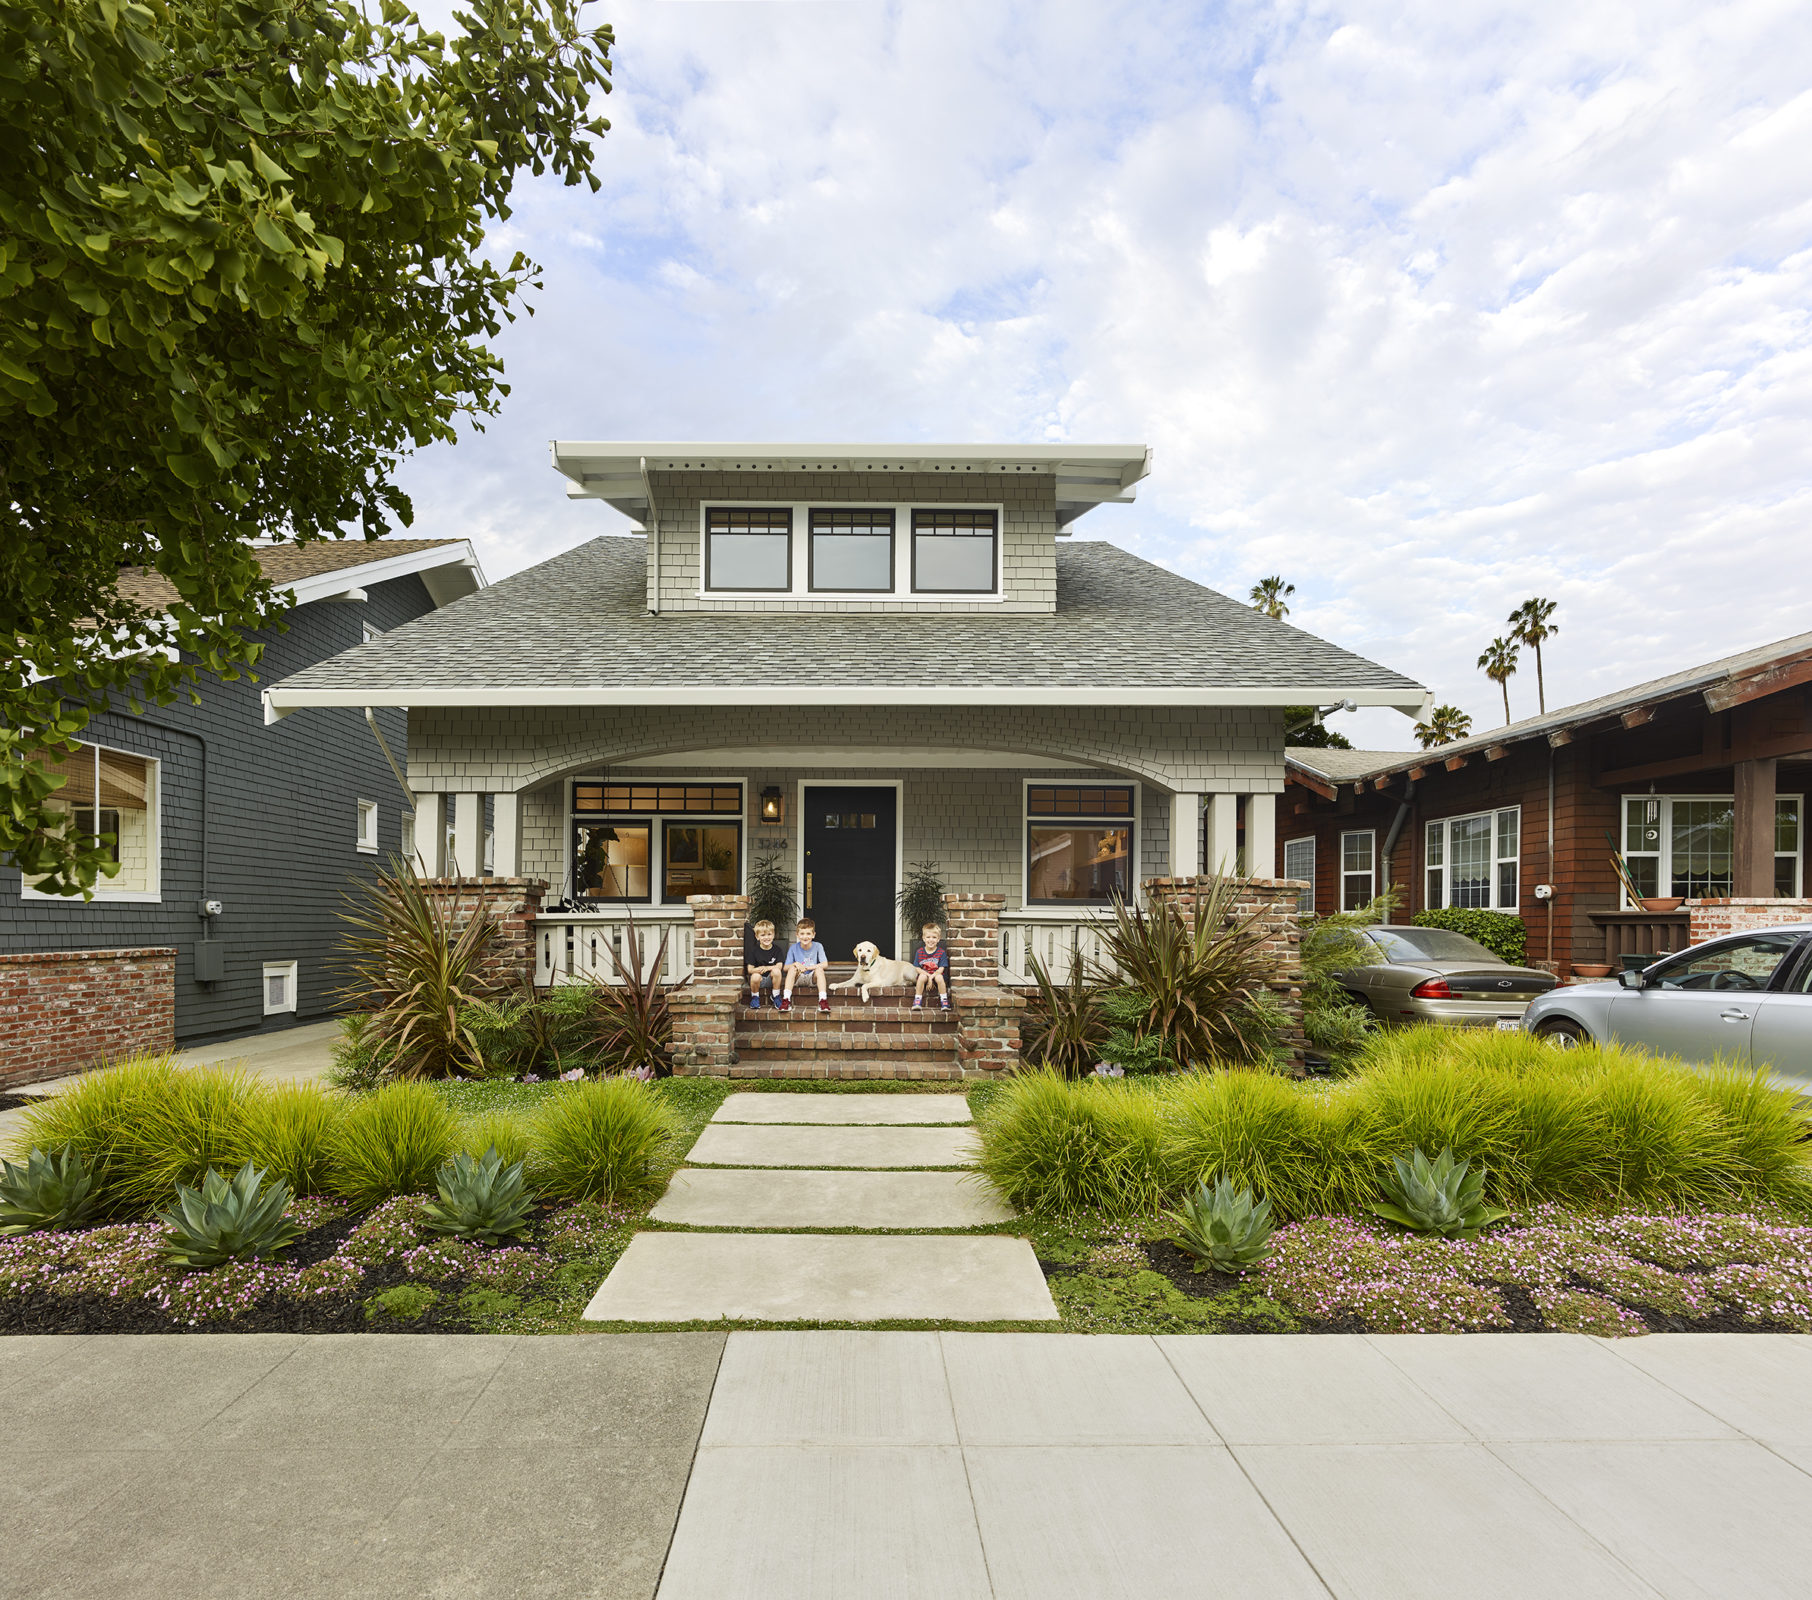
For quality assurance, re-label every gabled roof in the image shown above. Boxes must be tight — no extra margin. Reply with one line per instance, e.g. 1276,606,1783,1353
550,441,1153,529
266,535,1429,714
1287,628,1812,789
114,539,486,614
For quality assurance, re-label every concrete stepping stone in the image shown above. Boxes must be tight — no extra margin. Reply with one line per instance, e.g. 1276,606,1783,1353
651,1169,1014,1229
582,1234,1058,1323
686,1124,978,1169
712,1093,972,1125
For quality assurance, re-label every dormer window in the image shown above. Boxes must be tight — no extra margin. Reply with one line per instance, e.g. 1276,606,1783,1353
911,509,997,593
705,506,791,591
809,509,894,592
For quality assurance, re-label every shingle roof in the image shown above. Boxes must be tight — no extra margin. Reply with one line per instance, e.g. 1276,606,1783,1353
1287,748,1417,781
268,535,1427,709
114,539,465,612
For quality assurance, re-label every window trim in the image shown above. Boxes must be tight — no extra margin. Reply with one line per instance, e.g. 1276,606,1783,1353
1021,777,1140,908
703,506,793,593
807,508,896,594
567,777,748,907
910,508,1000,595
1339,828,1376,913
19,738,162,904
1283,835,1316,914
1619,792,1805,907
356,798,379,854
262,960,298,1016
1423,807,1521,912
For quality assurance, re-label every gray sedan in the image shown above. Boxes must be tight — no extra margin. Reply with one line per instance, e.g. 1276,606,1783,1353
1522,923,1812,1075
1334,926,1558,1030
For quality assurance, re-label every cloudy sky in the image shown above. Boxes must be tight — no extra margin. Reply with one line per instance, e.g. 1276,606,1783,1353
400,0,1812,747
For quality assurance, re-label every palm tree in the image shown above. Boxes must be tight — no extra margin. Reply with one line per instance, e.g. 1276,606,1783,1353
1249,576,1294,620
1414,705,1473,749
1477,636,1519,725
1508,597,1559,713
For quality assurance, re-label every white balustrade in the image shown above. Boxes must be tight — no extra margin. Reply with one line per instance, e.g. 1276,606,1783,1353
998,911,1118,986
533,909,695,988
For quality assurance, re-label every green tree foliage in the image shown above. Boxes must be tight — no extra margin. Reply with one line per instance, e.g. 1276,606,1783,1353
1,0,613,892
1411,907,1529,965
1414,704,1472,748
1476,635,1519,725
1508,596,1559,713
1248,575,1293,620
1283,706,1352,749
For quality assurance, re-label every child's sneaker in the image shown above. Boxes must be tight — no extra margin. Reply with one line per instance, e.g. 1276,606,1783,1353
939,994,951,1010
776,997,791,1013
818,997,830,1014
911,994,923,1010
747,993,762,1011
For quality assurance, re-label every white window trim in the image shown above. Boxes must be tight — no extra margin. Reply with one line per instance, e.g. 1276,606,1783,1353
1339,828,1376,912
1021,776,1141,909
19,738,162,904
565,776,748,908
697,501,1007,603
356,798,379,854
262,960,298,1016
1619,792,1805,908
1423,806,1521,912
1284,835,1316,915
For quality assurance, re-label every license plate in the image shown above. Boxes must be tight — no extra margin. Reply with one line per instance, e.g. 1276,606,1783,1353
1495,1018,1521,1031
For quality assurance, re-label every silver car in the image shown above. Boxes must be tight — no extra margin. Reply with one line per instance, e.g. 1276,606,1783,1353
1334,926,1558,1030
1522,923,1812,1073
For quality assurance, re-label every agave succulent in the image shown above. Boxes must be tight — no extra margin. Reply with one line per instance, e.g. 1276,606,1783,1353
0,1145,97,1236
159,1162,305,1268
1372,1147,1510,1240
1165,1177,1275,1272
422,1146,536,1244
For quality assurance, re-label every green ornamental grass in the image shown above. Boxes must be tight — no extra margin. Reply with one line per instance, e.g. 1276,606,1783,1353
972,1070,1168,1216
327,1081,457,1206
530,1078,679,1203
455,1109,535,1169
241,1084,344,1196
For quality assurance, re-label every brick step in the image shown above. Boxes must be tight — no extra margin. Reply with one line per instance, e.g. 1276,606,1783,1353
734,1031,960,1056
736,1014,959,1036
723,1058,971,1081
742,997,958,1018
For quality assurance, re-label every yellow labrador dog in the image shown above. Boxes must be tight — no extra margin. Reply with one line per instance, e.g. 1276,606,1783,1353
831,941,923,1002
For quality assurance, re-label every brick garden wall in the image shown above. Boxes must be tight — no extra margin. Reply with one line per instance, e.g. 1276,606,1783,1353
1686,898,1812,944
0,948,175,1087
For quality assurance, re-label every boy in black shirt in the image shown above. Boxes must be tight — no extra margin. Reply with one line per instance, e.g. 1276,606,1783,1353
744,918,785,1010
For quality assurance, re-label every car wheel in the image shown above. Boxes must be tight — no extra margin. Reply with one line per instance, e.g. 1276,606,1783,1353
1533,1017,1589,1048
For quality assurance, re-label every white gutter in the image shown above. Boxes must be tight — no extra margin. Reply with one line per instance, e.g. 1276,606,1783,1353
641,455,660,616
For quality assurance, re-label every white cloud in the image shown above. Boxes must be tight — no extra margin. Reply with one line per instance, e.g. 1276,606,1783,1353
398,0,1812,746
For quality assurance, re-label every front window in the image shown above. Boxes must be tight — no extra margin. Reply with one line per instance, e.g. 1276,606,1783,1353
571,782,742,905
1340,829,1375,911
1283,836,1315,914
1026,784,1134,904
23,740,160,899
912,509,997,593
1424,808,1520,910
705,506,791,591
1621,794,1804,905
809,508,894,592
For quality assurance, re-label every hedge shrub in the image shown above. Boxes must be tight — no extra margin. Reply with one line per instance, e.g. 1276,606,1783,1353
1411,907,1528,964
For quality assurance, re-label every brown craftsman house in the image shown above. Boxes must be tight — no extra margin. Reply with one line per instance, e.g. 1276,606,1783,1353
1277,631,1812,977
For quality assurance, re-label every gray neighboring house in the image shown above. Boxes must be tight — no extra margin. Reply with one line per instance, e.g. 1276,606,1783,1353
266,443,1427,1027
1,540,485,1078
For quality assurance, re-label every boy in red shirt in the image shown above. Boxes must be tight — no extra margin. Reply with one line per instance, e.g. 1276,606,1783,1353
912,921,950,1011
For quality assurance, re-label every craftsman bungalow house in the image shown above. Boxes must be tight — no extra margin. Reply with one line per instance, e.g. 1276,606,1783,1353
265,442,1427,1074
1279,631,1812,978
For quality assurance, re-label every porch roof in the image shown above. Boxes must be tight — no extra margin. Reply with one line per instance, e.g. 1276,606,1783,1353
265,536,1429,715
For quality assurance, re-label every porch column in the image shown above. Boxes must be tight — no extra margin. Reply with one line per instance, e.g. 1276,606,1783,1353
417,792,445,876
1169,792,1201,878
492,791,521,879
1733,757,1778,897
1244,792,1277,878
451,792,483,877
1206,793,1240,876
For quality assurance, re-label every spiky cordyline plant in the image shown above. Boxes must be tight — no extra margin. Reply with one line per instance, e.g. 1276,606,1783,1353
335,861,499,1079
0,1145,96,1235
158,1162,303,1268
587,911,672,1076
1020,949,1109,1079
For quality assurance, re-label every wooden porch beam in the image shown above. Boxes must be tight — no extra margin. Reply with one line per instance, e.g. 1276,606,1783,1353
1595,729,1812,787
1287,770,1336,802
1620,705,1656,729
1407,764,1427,781
1546,728,1573,748
1703,653,1812,713
1485,744,1508,762
1443,754,1468,771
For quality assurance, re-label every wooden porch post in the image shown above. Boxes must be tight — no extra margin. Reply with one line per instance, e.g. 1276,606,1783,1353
1170,792,1202,878
417,792,445,876
1733,757,1777,897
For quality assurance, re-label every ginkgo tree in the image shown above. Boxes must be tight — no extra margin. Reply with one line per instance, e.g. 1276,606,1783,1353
0,0,613,892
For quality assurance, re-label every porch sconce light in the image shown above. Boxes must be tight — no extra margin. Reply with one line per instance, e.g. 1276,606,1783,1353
759,786,785,824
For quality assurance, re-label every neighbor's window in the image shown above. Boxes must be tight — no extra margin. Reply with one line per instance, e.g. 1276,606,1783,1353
1425,808,1519,911
1620,794,1804,904
23,740,160,899
263,961,298,1016
1340,829,1375,912
1026,784,1134,904
809,508,894,592
911,509,997,593
1283,837,1316,914
571,781,743,904
704,506,791,591
356,799,378,854
400,808,416,864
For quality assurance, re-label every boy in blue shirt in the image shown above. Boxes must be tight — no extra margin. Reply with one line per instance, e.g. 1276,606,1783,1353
912,921,951,1010
782,917,830,1013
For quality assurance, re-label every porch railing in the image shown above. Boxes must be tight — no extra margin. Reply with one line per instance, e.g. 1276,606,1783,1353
533,909,695,988
1585,909,1691,968
998,911,1118,986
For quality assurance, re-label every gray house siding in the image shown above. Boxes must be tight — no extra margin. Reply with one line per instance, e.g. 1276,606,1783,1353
0,573,436,1046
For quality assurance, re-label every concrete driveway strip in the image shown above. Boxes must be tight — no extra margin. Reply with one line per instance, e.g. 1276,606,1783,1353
684,1122,978,1167
712,1092,973,1124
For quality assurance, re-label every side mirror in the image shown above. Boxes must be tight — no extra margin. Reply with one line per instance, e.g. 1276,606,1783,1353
1617,969,1646,990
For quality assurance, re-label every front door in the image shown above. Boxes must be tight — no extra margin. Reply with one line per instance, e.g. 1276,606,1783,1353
804,786,898,960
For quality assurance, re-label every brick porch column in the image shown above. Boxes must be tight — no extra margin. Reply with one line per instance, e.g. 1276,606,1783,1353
419,877,547,991
1144,874,1308,1073
941,893,1004,987
941,892,1025,1076
669,893,749,1077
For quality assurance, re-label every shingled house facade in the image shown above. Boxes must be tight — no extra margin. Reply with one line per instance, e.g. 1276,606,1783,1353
1278,632,1812,978
267,442,1428,1076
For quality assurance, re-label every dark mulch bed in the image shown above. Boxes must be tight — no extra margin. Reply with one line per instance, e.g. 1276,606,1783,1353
0,1091,43,1113
1136,1239,1370,1334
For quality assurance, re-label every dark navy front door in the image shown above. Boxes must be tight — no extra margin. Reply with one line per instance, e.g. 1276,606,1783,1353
803,786,898,959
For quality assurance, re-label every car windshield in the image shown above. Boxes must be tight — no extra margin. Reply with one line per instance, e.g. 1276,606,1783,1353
1366,928,1501,964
